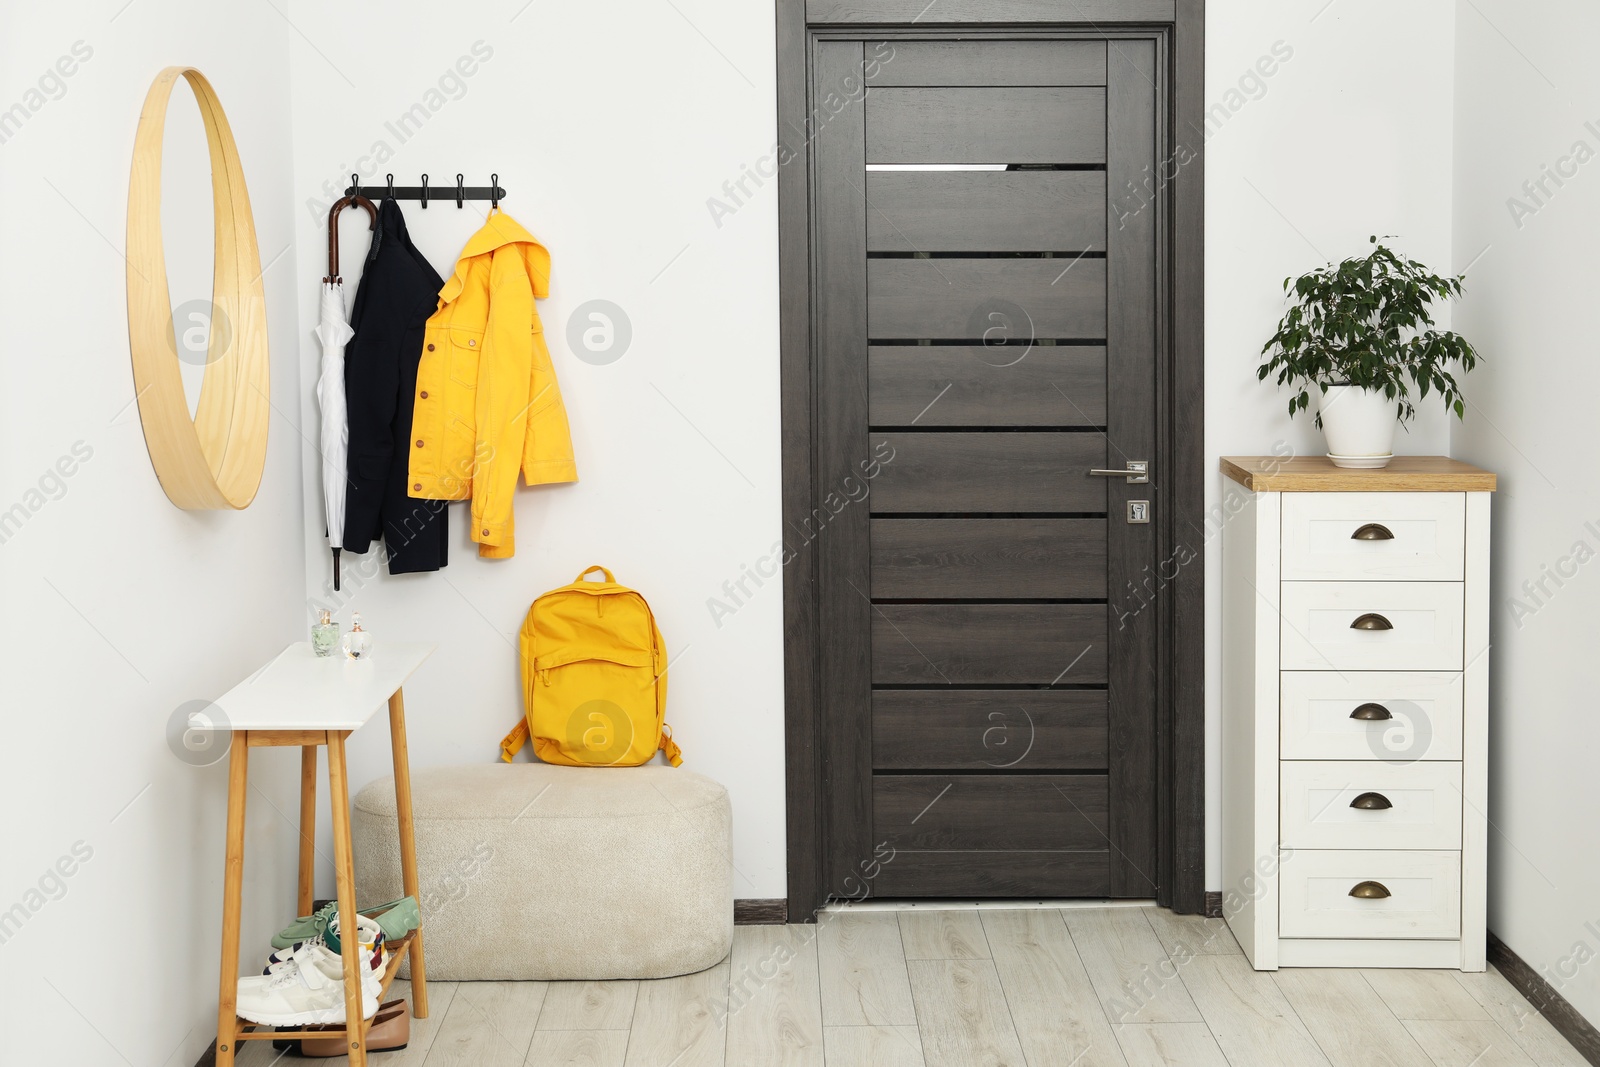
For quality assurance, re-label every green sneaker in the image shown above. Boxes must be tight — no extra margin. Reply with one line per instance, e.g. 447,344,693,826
367,896,420,941
269,896,419,950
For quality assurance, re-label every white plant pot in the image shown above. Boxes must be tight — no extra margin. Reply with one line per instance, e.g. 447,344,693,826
1318,385,1397,468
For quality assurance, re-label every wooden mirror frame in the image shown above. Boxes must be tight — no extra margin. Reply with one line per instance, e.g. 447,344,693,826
126,67,269,510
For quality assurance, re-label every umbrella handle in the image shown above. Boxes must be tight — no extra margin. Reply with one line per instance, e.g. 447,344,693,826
332,546,342,592
325,174,377,282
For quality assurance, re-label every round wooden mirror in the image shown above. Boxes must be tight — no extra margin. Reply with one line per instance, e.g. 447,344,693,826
126,67,269,510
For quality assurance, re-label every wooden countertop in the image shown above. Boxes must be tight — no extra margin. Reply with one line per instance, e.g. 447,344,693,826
1220,455,1497,492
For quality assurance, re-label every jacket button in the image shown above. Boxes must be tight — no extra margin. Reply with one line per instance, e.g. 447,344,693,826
482,528,490,536
426,343,435,351
419,390,428,399
468,339,476,346
415,439,424,448
413,483,421,491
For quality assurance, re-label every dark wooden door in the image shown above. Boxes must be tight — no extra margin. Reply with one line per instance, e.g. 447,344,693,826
814,37,1160,899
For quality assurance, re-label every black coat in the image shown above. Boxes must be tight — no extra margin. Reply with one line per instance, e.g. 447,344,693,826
342,200,448,574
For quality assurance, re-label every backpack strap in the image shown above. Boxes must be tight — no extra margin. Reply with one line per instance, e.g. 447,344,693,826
499,718,530,763
659,723,683,768
576,564,615,583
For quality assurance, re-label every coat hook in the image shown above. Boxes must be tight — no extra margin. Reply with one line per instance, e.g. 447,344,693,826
491,173,500,209
456,173,465,208
420,173,429,209
350,172,359,196
386,173,395,199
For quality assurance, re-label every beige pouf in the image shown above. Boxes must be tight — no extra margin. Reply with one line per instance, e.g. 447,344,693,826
352,763,733,981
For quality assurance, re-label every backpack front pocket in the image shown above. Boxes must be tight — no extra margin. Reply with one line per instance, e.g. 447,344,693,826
529,652,657,766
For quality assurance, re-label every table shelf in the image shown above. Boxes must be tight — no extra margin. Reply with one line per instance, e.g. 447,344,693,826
231,930,421,1043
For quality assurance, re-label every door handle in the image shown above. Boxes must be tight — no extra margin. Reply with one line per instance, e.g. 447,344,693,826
1350,613,1394,631
1350,702,1393,721
1349,880,1392,899
1087,460,1148,484
1350,792,1393,810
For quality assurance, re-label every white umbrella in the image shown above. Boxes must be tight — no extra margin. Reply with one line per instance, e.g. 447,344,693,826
315,279,354,590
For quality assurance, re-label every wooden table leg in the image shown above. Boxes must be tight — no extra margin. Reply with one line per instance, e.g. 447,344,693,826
387,687,429,1018
215,730,248,1066
298,744,318,916
327,729,368,1067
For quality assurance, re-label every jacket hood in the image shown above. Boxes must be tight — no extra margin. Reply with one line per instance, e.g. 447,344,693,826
439,208,550,304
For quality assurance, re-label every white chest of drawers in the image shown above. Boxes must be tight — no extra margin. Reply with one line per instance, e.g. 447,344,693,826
1220,456,1496,970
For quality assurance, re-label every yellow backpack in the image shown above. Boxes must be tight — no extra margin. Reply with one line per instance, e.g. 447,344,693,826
499,566,683,768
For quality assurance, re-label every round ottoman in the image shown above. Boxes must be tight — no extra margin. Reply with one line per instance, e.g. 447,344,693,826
352,763,733,981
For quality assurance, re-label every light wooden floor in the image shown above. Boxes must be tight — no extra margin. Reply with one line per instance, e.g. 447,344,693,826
236,906,1586,1067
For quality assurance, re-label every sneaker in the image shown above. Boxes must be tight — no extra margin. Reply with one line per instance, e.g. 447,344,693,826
270,895,419,949
264,911,386,974
236,943,379,1026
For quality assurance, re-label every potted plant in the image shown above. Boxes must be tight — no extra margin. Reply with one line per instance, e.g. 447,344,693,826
1257,236,1481,468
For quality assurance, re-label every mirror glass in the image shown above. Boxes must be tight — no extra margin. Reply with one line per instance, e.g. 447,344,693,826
160,80,218,419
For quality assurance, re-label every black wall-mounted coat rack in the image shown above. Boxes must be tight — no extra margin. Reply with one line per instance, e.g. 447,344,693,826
342,172,505,209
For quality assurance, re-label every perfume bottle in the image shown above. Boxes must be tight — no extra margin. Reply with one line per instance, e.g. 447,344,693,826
311,609,339,657
342,613,373,660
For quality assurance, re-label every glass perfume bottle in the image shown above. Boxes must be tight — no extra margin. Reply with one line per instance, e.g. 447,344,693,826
311,609,339,657
342,612,373,660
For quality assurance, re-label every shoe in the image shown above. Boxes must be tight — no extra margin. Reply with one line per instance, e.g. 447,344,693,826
265,911,385,972
298,998,410,1057
236,943,379,1026
369,896,420,940
270,896,419,950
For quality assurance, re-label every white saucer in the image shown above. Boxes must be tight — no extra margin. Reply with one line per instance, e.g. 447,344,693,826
1326,452,1394,469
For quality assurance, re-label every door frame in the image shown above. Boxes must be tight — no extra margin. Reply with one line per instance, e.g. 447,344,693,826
776,0,1206,918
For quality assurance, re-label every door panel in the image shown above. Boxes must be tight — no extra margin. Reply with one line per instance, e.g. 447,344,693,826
870,518,1107,598
874,775,1108,850
871,851,1112,897
870,603,1107,685
1100,36,1159,897
813,36,1160,900
868,259,1107,338
865,39,1108,86
872,690,1108,770
865,86,1108,163
867,344,1108,427
866,171,1107,252
869,432,1107,512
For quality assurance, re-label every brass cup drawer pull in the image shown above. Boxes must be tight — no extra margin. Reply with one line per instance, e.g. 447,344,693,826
1349,702,1393,721
1350,791,1393,810
1352,523,1395,541
1350,613,1394,631
1349,880,1392,899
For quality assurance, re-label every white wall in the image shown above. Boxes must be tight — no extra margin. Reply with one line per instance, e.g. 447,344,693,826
1203,0,1457,888
282,2,789,898
0,3,307,1064
1452,0,1600,1024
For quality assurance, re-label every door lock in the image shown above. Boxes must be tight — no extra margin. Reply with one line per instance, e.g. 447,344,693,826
1127,500,1150,524
1088,460,1149,484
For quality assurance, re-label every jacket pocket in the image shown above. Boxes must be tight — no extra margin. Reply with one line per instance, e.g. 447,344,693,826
449,327,484,388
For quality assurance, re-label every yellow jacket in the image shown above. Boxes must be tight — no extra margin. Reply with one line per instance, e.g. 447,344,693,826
408,210,577,558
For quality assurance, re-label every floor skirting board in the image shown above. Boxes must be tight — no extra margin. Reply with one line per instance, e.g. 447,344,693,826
734,898,788,925
1488,929,1600,1066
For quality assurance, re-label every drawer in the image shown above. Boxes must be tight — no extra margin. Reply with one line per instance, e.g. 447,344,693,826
1282,492,1465,581
1280,582,1463,671
1281,761,1462,850
1278,849,1461,939
1281,671,1463,761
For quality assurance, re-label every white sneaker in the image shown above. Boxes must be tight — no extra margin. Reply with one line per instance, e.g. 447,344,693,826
236,942,380,1026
